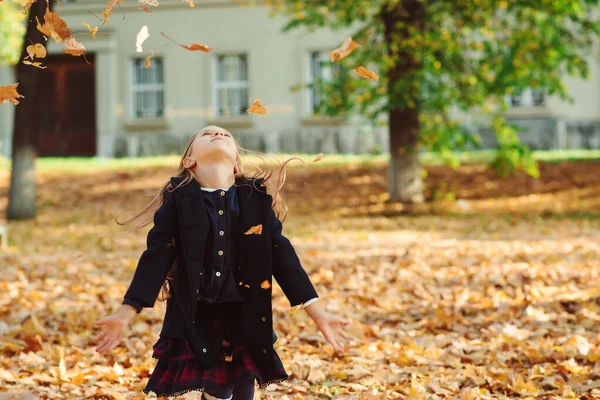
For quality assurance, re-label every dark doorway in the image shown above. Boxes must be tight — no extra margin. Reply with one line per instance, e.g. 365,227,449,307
37,54,97,156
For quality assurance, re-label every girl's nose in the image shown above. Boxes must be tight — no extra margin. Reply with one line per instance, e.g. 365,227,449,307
214,131,225,137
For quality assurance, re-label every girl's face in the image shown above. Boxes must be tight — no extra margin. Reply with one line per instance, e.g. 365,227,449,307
183,126,239,172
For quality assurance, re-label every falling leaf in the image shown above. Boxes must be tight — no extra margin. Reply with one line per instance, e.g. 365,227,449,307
244,224,263,235
328,36,361,62
136,26,150,53
159,31,216,52
313,153,325,162
182,0,194,6
138,0,158,12
0,83,24,105
62,37,86,56
260,280,271,289
36,8,72,43
25,43,47,60
145,50,155,67
102,0,125,25
22,0,36,8
23,60,47,69
288,304,303,315
247,99,267,115
82,22,98,39
353,66,379,81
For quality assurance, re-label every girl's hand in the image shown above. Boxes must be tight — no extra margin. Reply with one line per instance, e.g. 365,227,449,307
93,305,136,353
304,302,351,353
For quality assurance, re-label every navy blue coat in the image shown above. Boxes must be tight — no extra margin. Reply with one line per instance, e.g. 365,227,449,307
122,176,318,376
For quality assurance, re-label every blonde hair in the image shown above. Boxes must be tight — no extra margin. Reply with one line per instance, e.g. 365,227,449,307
116,126,303,301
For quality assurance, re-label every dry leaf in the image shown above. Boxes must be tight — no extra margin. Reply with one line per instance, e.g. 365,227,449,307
313,153,325,162
102,0,125,25
328,36,361,62
62,37,85,56
224,354,233,362
288,304,303,315
36,8,72,43
159,31,216,52
260,280,271,289
247,99,267,115
243,284,250,288
138,0,159,12
145,50,155,67
25,43,47,60
136,26,150,53
183,0,194,6
23,60,47,69
82,22,98,39
22,0,36,8
0,83,24,105
244,224,263,235
353,66,379,81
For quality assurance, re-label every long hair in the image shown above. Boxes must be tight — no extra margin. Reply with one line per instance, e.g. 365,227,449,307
116,127,303,302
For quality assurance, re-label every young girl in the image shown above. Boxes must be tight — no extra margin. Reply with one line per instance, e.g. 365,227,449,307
92,125,351,400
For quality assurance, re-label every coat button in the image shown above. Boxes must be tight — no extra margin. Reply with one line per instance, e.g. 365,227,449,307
216,271,221,277
219,210,224,215
203,348,207,353
263,349,267,353
220,191,225,196
219,230,224,236
218,250,224,256
261,317,266,322
200,272,203,276
196,289,199,294
193,321,196,324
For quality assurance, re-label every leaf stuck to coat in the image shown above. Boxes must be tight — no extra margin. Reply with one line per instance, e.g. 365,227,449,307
159,31,216,52
353,66,379,81
0,83,24,105
260,280,271,289
136,26,150,53
328,36,361,62
247,99,267,115
244,224,263,235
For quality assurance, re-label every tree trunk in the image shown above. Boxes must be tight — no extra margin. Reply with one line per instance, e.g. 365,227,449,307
383,0,425,204
7,0,54,220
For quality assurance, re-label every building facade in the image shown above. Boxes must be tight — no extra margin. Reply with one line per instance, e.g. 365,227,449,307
0,0,599,157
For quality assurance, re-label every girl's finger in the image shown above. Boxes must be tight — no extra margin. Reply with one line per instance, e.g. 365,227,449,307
337,328,351,341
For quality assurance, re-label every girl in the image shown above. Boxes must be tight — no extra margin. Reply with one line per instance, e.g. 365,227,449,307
92,126,351,400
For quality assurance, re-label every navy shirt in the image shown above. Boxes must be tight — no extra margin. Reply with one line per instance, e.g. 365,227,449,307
123,184,243,313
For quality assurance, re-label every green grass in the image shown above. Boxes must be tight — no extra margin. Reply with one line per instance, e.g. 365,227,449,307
0,149,599,173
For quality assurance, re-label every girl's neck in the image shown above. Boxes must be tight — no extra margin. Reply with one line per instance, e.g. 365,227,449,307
194,163,235,189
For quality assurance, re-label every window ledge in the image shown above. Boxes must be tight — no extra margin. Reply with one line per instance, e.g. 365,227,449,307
504,106,552,119
124,118,169,131
301,116,349,126
206,115,254,129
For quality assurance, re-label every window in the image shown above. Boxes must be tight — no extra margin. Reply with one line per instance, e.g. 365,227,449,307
508,88,545,107
214,55,249,117
307,51,341,114
130,58,164,118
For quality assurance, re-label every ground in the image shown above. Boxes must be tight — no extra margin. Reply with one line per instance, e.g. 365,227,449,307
0,157,599,399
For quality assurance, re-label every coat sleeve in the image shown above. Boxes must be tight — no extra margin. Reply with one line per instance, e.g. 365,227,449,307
267,193,318,307
122,190,178,310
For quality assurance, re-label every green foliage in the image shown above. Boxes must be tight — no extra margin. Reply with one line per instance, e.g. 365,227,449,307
0,0,27,65
271,0,600,177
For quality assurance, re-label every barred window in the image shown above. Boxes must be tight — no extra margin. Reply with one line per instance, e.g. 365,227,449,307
509,88,545,107
308,51,341,114
214,55,249,116
131,58,164,118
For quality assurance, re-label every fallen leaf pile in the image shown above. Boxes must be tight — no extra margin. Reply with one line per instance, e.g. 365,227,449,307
0,160,599,398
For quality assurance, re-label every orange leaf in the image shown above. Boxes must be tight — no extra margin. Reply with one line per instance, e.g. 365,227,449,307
138,0,159,12
136,26,150,53
353,66,379,81
0,83,24,105
25,43,46,60
288,304,303,315
328,36,361,62
36,8,71,43
82,22,98,39
244,224,263,235
247,99,267,115
183,0,194,6
313,153,325,162
102,0,125,25
260,280,271,289
62,37,86,56
160,31,216,52
23,60,47,69
145,50,155,68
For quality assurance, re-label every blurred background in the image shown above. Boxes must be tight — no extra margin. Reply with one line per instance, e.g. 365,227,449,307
1,1,600,399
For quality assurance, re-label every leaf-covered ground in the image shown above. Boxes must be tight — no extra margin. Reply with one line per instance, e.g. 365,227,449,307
1,160,599,399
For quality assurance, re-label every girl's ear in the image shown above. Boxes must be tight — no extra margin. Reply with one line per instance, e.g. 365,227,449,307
183,157,196,169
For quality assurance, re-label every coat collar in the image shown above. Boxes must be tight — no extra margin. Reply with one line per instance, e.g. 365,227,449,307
169,175,266,198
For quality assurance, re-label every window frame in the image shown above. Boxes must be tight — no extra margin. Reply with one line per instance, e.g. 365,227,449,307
129,57,165,119
212,53,250,117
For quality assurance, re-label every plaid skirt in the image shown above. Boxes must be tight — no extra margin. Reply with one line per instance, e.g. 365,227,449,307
143,317,289,398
